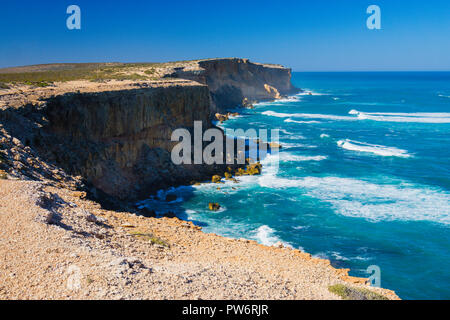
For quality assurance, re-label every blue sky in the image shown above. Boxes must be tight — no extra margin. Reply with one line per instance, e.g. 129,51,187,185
1,0,449,71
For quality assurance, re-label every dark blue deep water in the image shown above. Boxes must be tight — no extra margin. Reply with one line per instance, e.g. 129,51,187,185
141,72,450,299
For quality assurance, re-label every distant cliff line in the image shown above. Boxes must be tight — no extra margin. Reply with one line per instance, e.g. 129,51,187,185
0,58,299,204
165,58,299,113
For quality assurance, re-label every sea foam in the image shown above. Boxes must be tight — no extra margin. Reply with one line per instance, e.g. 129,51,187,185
349,110,450,123
279,154,328,162
337,139,412,158
262,110,355,121
262,108,450,124
257,176,450,225
284,118,321,124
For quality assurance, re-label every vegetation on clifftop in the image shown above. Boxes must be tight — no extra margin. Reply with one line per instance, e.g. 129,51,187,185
0,62,166,85
328,284,389,300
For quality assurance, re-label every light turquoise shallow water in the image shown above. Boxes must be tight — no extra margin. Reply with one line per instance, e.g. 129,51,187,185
141,72,450,299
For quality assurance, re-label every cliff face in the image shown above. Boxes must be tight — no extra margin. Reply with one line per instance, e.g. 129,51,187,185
43,84,217,200
169,58,299,112
0,58,298,202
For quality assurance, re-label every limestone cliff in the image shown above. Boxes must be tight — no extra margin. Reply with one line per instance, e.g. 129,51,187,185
0,58,298,202
167,58,299,112
44,84,219,200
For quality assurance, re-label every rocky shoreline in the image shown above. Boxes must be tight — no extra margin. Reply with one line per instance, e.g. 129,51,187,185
0,58,400,299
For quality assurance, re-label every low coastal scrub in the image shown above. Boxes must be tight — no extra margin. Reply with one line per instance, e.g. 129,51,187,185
0,62,163,85
144,68,156,75
129,231,169,247
328,284,388,300
23,80,52,87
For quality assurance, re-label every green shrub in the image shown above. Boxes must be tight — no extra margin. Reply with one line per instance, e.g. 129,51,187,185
0,63,163,84
328,284,389,300
23,80,52,87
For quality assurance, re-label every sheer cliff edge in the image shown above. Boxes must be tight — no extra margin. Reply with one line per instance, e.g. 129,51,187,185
0,58,299,201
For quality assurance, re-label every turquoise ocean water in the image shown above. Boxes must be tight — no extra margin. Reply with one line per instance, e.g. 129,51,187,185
140,72,450,299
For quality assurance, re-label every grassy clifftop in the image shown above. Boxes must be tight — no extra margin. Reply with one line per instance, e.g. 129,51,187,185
0,61,207,88
0,63,164,87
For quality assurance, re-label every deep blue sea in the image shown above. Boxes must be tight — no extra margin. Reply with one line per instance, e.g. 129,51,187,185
140,72,450,300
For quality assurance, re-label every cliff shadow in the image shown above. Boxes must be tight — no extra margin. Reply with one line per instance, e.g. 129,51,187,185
135,184,209,228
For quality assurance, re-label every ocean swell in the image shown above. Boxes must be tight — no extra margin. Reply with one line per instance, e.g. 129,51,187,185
257,176,450,225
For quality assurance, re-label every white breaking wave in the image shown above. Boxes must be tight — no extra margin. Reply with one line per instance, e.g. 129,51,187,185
279,154,327,162
262,109,450,124
284,118,321,124
284,134,307,140
262,110,355,121
277,96,302,102
254,96,300,107
257,176,450,225
337,139,412,158
320,134,330,139
349,110,450,123
279,129,293,135
254,225,292,247
262,111,295,118
438,94,450,99
282,142,317,149
297,90,329,96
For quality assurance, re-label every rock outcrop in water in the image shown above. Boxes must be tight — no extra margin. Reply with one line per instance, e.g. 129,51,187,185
0,58,298,202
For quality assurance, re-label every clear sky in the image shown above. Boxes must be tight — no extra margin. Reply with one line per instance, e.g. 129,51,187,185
1,0,449,71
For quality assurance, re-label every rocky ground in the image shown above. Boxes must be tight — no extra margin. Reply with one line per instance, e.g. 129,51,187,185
0,179,399,300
